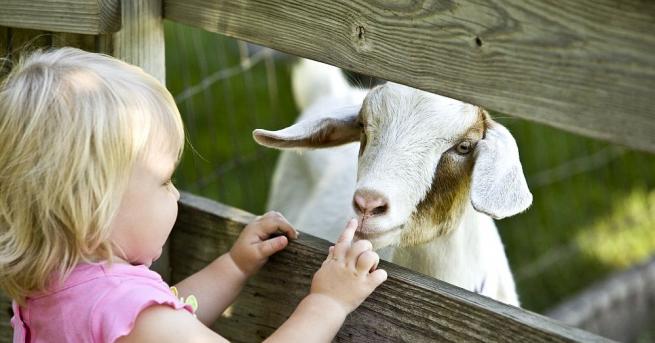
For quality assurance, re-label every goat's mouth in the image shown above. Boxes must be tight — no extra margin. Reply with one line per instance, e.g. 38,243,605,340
354,225,402,250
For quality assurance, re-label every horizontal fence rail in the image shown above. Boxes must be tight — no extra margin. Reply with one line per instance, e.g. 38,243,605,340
0,0,121,34
170,193,612,342
546,256,655,342
165,0,655,153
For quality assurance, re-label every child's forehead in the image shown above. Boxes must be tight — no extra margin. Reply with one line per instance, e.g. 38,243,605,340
141,129,180,161
139,147,179,175
144,123,183,161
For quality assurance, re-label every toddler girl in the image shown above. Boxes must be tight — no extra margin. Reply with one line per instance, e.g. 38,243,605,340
0,48,387,342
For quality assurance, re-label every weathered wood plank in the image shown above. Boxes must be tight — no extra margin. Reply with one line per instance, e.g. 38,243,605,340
112,0,165,85
165,0,655,153
0,0,121,34
546,256,655,342
170,192,612,342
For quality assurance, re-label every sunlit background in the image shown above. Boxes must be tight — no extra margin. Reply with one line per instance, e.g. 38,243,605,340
165,21,655,340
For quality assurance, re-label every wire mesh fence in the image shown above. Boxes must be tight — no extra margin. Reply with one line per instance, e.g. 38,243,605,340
164,21,655,317
165,22,297,213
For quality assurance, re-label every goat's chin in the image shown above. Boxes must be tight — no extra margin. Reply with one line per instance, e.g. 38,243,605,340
355,227,402,250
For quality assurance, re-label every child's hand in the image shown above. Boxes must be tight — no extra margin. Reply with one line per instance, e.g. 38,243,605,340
229,211,299,277
309,219,387,315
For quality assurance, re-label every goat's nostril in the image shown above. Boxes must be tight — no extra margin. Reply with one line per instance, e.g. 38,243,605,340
353,194,367,214
353,190,389,217
371,204,388,216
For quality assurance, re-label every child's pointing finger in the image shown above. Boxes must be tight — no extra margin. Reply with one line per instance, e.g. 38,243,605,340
333,219,358,262
336,218,357,244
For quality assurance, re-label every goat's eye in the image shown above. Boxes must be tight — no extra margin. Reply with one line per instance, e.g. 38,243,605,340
455,141,472,155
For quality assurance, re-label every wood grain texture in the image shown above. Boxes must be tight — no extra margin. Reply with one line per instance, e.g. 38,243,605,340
0,0,121,34
170,192,613,342
112,0,165,84
547,256,655,342
165,0,655,153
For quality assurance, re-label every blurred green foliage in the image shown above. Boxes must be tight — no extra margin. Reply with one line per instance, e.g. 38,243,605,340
165,22,297,212
165,21,655,313
497,118,655,311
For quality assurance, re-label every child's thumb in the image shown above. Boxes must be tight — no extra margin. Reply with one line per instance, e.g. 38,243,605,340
259,235,288,257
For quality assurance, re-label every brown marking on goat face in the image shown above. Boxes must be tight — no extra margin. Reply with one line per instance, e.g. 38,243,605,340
399,108,488,247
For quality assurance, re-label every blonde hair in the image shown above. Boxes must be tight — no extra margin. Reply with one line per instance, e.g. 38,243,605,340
0,48,184,304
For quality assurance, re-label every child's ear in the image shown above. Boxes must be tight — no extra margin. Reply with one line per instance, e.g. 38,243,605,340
253,105,361,150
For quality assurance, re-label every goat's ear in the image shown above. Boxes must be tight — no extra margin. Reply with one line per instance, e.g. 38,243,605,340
253,105,361,149
470,122,533,219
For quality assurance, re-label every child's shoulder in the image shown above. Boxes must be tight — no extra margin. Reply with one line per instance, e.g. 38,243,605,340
40,262,166,296
29,262,177,316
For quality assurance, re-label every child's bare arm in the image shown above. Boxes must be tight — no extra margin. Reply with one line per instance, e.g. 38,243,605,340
172,212,298,326
264,294,349,342
116,305,228,343
171,253,247,326
265,219,387,342
121,219,384,343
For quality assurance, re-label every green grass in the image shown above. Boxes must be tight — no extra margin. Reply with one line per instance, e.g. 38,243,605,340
164,21,655,314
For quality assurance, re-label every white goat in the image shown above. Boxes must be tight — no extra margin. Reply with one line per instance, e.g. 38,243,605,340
254,59,532,306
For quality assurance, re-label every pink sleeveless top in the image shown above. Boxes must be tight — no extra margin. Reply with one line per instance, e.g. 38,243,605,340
10,263,194,343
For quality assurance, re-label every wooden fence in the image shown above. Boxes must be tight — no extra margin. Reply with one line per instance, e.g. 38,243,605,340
2,0,654,341
171,193,608,342
165,0,655,154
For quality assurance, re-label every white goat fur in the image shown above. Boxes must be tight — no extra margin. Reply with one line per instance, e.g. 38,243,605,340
255,59,532,306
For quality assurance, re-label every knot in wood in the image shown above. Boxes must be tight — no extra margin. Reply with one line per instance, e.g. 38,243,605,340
351,22,373,53
357,25,366,40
